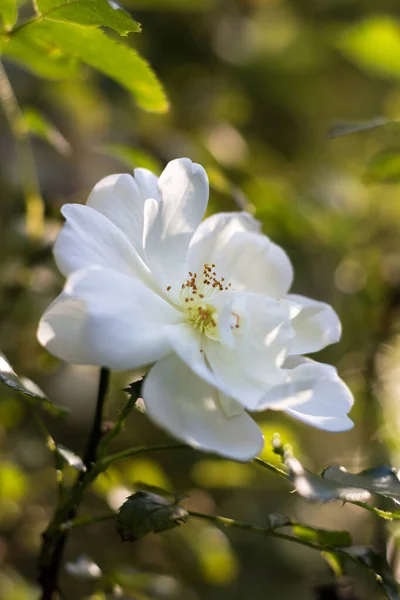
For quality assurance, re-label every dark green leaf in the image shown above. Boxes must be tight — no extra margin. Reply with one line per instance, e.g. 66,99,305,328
35,0,141,36
328,117,389,138
365,148,400,183
0,0,17,32
322,465,400,503
0,352,67,416
3,26,80,79
343,547,400,600
9,20,168,113
56,445,86,471
24,107,72,155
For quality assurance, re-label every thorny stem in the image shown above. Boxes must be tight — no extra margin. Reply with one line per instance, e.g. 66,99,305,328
38,368,110,600
0,61,44,238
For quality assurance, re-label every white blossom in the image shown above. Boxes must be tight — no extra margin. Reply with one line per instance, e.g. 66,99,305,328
38,158,354,461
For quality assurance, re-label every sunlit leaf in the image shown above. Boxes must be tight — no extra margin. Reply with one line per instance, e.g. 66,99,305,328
328,117,390,138
0,0,17,32
3,26,79,79
56,445,86,472
365,148,400,183
292,524,352,548
9,20,168,113
322,465,400,504
24,107,72,156
35,0,141,36
0,352,67,416
336,16,400,80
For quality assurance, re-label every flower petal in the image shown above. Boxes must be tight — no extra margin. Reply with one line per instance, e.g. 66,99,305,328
86,173,151,261
144,158,209,290
286,294,341,355
37,267,181,370
133,167,161,202
142,354,264,461
257,358,354,432
189,224,293,297
54,204,150,283
204,294,296,410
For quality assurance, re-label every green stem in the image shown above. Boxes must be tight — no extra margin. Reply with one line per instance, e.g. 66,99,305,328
98,383,139,458
0,60,44,239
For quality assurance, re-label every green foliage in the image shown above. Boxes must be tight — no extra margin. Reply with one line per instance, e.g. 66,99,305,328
34,0,141,36
0,0,17,32
365,148,400,183
24,107,71,155
292,524,352,548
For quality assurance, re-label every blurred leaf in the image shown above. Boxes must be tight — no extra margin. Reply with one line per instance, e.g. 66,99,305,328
365,148,400,183
292,524,352,548
0,352,67,416
65,555,102,579
191,460,254,488
122,458,171,491
96,143,162,173
336,16,400,80
344,546,399,600
56,445,86,472
2,26,80,79
328,117,390,138
34,0,141,36
24,107,72,155
322,465,400,504
123,0,217,10
8,20,168,112
0,461,28,502
0,0,17,32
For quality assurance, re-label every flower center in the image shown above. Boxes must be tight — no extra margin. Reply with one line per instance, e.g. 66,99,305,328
167,264,234,340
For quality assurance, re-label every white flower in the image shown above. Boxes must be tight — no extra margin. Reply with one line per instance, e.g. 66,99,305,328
37,158,354,461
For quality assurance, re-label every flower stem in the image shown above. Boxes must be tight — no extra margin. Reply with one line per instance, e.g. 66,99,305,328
0,60,44,239
37,367,110,600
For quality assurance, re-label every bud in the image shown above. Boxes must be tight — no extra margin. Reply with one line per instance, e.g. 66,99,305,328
116,491,189,542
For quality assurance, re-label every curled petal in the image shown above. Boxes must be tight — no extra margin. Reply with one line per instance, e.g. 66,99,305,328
37,267,181,370
142,354,264,461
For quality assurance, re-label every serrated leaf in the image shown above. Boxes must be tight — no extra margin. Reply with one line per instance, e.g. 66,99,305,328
3,26,79,79
35,0,141,36
97,144,161,173
24,107,72,155
336,16,400,80
365,148,400,183
0,0,17,32
344,546,399,600
10,20,168,113
285,454,372,503
322,465,400,504
328,117,389,138
56,445,86,471
0,352,67,416
292,524,352,548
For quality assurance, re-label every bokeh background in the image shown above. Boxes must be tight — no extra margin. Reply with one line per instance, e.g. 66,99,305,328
3,0,400,598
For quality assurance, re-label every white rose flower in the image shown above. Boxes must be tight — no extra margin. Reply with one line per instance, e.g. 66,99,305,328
37,158,354,461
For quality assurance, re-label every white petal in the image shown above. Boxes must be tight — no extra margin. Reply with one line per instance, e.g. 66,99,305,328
38,267,181,370
142,355,264,461
134,167,161,202
190,226,293,298
287,294,341,355
86,174,148,260
204,294,294,410
257,358,354,432
189,211,261,249
54,204,150,283
144,158,209,290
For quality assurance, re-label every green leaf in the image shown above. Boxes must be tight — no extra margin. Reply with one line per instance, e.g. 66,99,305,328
0,352,67,416
35,0,141,36
292,524,352,548
322,465,400,504
96,143,162,173
122,0,216,10
328,117,390,138
9,20,168,113
343,547,399,600
2,25,80,79
24,107,72,155
336,16,400,80
0,0,17,32
365,148,400,183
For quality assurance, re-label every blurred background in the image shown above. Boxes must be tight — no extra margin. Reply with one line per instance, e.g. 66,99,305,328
3,0,400,598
